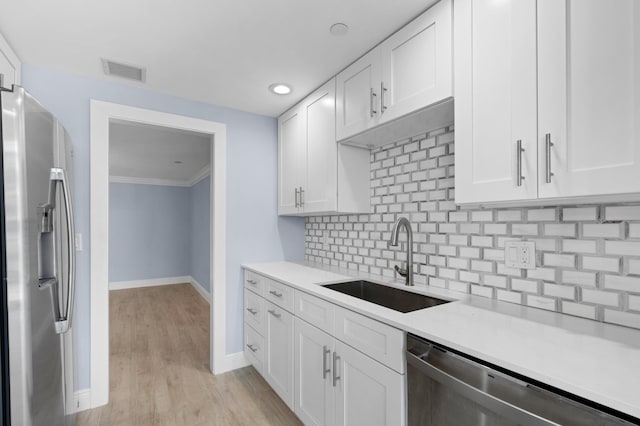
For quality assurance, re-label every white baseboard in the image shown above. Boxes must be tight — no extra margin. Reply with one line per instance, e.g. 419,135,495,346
109,275,191,291
215,351,249,374
190,276,211,303
73,388,92,413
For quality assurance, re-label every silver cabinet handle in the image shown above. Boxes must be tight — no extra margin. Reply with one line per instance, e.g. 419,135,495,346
246,343,258,353
332,351,340,387
246,308,258,315
380,82,388,114
269,290,283,298
246,279,257,285
323,346,331,379
267,309,281,318
516,139,525,187
370,88,377,117
545,133,554,183
294,187,299,208
299,186,304,207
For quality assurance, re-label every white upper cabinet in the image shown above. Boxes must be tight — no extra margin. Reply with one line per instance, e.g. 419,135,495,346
455,0,640,205
454,0,538,204
278,106,305,215
379,0,452,125
278,79,370,216
336,50,381,141
336,0,453,143
0,32,21,89
537,0,640,199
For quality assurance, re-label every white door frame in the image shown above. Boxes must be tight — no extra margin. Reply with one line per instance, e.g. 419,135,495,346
89,101,227,408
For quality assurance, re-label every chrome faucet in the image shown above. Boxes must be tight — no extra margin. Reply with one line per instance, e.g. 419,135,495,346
389,216,414,286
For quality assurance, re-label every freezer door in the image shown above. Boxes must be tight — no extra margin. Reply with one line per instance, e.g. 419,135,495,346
2,87,70,426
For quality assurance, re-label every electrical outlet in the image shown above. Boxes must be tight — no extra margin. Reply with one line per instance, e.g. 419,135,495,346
504,241,536,269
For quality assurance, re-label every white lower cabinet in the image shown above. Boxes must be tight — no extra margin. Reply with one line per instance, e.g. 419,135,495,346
294,318,334,426
294,318,405,426
244,270,406,425
264,301,294,410
334,340,405,426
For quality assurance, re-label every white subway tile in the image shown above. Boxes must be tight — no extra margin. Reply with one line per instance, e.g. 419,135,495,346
448,281,470,294
483,249,505,261
471,236,493,247
471,260,494,273
629,295,640,311
582,289,620,307
561,302,597,320
448,257,469,269
544,224,576,237
629,223,640,239
512,224,539,236
471,210,494,222
561,270,597,287
543,283,576,300
497,210,523,222
562,207,599,222
582,223,624,238
497,263,523,276
483,275,507,288
527,208,557,222
605,206,640,221
459,270,480,283
526,295,557,312
605,241,640,256
471,285,494,298
543,253,576,268
562,239,597,254
628,259,640,276
604,275,640,293
484,224,507,235
497,290,523,304
526,268,556,281
582,256,621,273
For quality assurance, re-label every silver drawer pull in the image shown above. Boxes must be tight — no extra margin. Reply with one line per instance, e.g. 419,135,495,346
246,343,258,353
516,139,525,187
246,279,257,285
269,290,283,298
246,308,258,315
545,133,554,183
323,346,331,379
268,309,281,318
332,351,340,387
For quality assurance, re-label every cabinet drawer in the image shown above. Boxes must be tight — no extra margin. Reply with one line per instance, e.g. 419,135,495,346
334,306,405,373
295,290,335,335
264,278,294,313
244,270,264,295
244,323,265,374
244,289,265,335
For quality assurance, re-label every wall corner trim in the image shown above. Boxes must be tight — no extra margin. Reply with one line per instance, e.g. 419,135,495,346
190,276,211,303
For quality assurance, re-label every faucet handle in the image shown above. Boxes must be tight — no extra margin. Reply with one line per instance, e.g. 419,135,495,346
394,264,408,278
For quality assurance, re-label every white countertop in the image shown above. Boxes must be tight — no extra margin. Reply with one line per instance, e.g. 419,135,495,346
242,261,640,420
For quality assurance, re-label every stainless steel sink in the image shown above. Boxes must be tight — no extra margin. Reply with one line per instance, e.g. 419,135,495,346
322,280,450,313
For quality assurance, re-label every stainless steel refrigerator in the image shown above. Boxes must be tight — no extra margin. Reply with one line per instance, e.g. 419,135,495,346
1,85,76,425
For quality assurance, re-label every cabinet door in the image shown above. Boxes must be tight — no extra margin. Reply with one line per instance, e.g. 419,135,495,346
334,341,405,426
336,49,381,141
278,106,305,215
379,0,452,124
538,0,640,198
454,0,538,204
264,301,294,409
244,323,265,374
303,79,338,213
294,319,334,426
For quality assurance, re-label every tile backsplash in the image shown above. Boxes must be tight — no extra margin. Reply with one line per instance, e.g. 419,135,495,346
305,124,640,330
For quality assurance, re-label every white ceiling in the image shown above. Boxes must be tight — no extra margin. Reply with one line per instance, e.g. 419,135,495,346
109,120,211,185
0,0,437,117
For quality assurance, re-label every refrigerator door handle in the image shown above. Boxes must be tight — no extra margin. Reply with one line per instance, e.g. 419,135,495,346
55,167,75,334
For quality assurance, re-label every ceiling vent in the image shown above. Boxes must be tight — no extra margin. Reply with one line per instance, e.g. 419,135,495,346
101,59,146,82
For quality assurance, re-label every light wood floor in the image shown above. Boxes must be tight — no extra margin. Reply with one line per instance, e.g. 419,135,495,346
76,283,301,426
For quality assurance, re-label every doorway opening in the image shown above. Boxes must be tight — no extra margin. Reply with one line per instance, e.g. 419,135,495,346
89,102,227,408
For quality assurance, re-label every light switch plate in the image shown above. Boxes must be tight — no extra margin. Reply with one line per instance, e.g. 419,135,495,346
504,241,536,269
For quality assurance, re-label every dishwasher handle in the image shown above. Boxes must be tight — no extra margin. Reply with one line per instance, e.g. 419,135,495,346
407,350,559,426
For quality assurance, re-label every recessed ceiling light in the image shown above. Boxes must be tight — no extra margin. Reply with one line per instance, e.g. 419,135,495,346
330,23,349,36
174,160,183,164
269,83,292,95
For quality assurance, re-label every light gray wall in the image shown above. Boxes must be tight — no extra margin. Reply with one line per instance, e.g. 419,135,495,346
306,124,640,331
109,182,191,282
22,64,305,390
190,176,211,290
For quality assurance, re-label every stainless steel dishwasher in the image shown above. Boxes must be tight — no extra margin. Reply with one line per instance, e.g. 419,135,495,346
406,334,639,426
